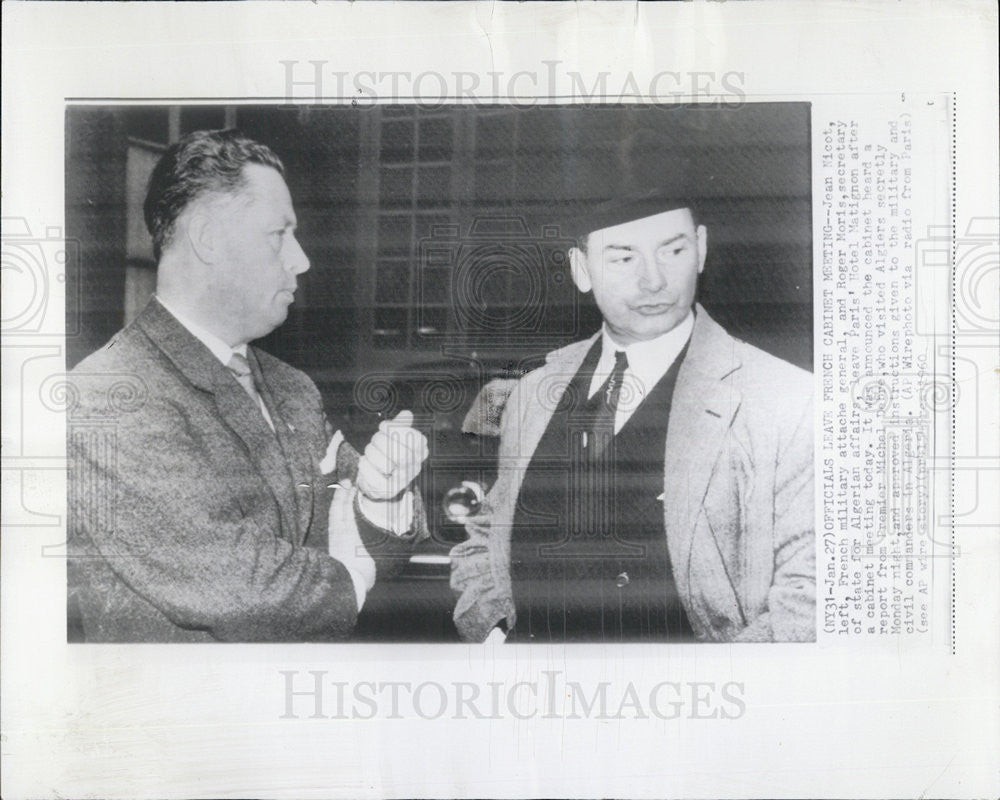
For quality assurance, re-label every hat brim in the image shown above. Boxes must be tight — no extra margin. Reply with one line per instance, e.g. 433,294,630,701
561,188,697,241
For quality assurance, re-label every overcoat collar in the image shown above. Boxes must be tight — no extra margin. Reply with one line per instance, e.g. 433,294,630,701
661,306,744,583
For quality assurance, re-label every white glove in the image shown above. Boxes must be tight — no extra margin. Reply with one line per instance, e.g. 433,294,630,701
327,480,376,609
356,410,428,534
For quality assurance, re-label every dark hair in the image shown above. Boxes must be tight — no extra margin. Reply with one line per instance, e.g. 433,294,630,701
143,129,284,260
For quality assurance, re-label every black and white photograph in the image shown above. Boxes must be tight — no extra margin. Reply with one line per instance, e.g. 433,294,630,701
3,3,998,798
65,103,814,643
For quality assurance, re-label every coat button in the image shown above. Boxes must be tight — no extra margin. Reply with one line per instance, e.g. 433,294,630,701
615,571,629,588
297,482,311,490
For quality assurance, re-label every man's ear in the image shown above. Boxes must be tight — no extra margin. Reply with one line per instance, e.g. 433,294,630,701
695,224,708,275
568,247,592,293
184,210,222,265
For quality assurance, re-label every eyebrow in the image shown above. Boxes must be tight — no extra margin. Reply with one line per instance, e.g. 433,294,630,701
602,233,689,252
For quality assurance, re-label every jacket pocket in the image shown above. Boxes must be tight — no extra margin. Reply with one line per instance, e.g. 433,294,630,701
685,511,747,641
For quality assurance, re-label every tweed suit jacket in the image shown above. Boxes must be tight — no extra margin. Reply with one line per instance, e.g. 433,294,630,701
68,298,402,642
450,305,816,643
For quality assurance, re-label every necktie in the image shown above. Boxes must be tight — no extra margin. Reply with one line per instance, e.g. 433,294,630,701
603,350,629,410
587,349,628,458
226,352,265,415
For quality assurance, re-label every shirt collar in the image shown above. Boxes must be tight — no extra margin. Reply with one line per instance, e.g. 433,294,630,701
154,295,248,365
594,309,695,398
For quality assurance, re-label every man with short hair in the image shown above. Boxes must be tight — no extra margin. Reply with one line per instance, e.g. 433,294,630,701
450,191,815,643
68,129,427,642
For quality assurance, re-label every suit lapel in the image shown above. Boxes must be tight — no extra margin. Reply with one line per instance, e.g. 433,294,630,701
215,358,301,543
249,349,316,544
662,307,743,594
135,299,301,543
505,335,599,511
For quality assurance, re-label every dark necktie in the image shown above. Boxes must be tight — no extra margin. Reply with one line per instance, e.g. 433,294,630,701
586,349,628,459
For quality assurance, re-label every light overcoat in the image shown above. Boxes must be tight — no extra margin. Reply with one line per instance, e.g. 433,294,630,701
450,306,816,642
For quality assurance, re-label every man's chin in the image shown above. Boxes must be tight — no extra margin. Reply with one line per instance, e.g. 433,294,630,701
248,311,290,342
272,307,291,329
634,314,685,338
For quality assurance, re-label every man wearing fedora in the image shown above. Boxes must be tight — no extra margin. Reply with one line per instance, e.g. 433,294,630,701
450,189,815,644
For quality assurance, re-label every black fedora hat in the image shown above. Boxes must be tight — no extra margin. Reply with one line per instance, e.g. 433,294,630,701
560,127,704,241
562,186,700,242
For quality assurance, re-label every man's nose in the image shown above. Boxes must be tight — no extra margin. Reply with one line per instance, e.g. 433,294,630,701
286,235,310,275
635,251,666,292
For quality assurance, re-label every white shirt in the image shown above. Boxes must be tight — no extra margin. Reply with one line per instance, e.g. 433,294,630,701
587,310,695,434
154,295,274,429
